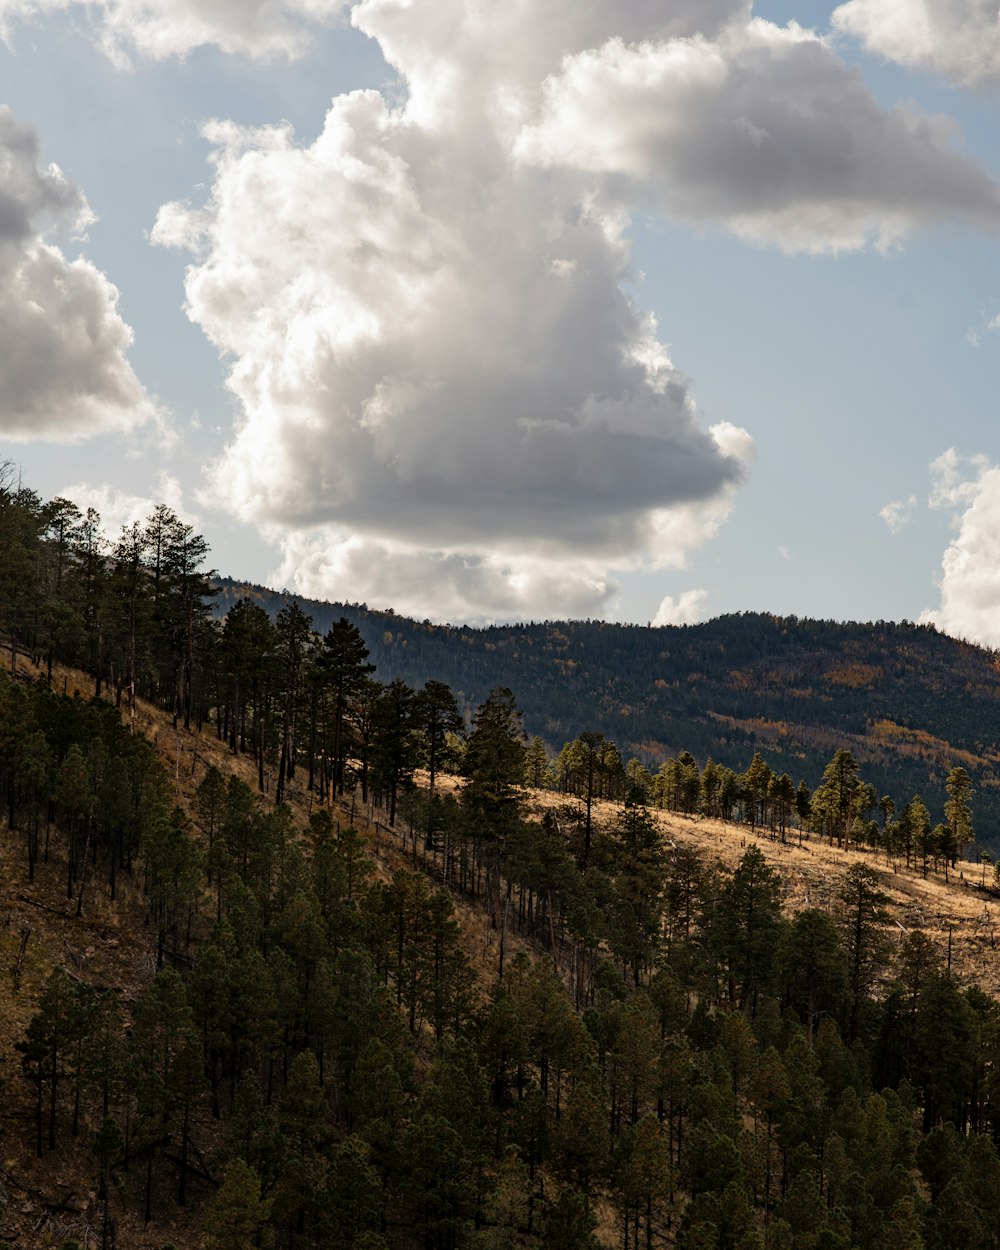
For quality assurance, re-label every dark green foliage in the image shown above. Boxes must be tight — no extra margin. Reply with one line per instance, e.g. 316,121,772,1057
8,474,1000,1250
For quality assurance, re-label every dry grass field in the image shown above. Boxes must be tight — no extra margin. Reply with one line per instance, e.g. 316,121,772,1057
530,788,1000,996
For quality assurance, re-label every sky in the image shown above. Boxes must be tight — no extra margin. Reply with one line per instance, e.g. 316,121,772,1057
1,1,1000,639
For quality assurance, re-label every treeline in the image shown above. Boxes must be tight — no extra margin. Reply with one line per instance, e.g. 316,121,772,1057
213,577,1000,849
4,469,1000,1249
0,467,213,727
539,734,977,887
0,471,984,876
7,669,1000,1250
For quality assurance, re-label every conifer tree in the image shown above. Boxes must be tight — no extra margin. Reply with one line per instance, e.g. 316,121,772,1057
838,863,890,1042
202,1158,272,1250
944,766,974,866
319,616,376,798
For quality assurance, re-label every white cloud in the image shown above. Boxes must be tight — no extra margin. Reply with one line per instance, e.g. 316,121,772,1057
833,0,1000,91
879,494,916,534
272,530,618,624
155,85,752,619
60,473,198,539
652,588,708,627
921,457,1000,647
0,0,349,64
152,0,1000,620
516,19,1000,253
0,107,158,441
266,425,750,624
928,447,990,511
966,306,1000,348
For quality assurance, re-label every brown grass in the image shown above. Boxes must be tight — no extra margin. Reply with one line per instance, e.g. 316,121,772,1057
530,788,1000,996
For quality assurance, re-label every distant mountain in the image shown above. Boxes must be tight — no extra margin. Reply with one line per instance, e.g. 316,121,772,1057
214,578,1000,848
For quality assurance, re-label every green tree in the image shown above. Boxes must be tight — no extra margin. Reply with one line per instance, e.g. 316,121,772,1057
371,678,419,828
461,688,526,926
274,601,312,803
202,1158,272,1250
838,864,889,1042
319,617,376,798
418,679,463,797
944,767,974,866
542,1186,601,1250
714,846,783,1012
742,753,772,833
778,909,847,1045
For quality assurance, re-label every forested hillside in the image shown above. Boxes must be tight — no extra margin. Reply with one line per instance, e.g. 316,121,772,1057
215,578,1000,850
7,470,1000,1250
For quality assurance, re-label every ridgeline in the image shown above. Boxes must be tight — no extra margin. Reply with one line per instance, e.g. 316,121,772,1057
216,578,1000,850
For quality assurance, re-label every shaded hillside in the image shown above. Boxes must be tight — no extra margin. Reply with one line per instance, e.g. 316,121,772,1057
216,579,1000,847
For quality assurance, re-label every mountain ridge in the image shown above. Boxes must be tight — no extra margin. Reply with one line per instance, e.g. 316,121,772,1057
213,577,1000,849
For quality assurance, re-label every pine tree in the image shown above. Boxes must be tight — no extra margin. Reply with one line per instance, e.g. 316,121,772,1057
319,617,376,798
714,846,783,1012
944,766,974,866
462,688,526,924
838,863,889,1042
202,1158,272,1250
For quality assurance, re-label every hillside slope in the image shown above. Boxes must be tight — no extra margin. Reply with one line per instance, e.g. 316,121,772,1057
216,580,1000,847
4,656,1000,1247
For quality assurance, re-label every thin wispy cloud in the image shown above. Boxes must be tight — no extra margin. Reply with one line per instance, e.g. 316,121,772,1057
880,495,916,535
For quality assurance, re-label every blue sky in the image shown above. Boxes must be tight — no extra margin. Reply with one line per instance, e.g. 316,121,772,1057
2,1,999,636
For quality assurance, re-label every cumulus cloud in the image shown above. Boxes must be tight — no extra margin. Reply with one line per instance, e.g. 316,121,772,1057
516,19,1000,252
0,0,349,64
153,0,1000,620
652,588,708,627
920,452,1000,647
60,473,198,538
879,494,916,534
0,107,157,441
155,96,750,618
272,532,618,624
833,0,1000,91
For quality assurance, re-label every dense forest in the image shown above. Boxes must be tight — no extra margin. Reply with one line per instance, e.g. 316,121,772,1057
213,579,1000,851
2,470,1000,1249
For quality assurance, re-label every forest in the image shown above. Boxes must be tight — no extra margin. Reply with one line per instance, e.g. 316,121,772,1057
212,578,1000,852
1,470,1000,1250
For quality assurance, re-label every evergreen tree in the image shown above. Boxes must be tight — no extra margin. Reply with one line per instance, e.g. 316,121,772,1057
714,846,783,1012
838,864,889,1042
319,617,376,798
462,688,526,925
944,766,974,866
202,1158,272,1250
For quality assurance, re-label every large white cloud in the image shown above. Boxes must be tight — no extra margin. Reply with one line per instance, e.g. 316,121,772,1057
155,95,751,618
921,451,1000,647
0,0,349,64
517,19,1000,252
833,0,1000,91
153,0,1000,620
0,107,157,441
